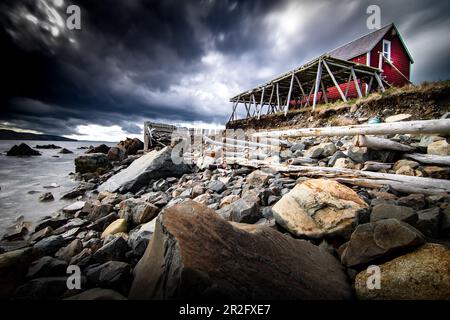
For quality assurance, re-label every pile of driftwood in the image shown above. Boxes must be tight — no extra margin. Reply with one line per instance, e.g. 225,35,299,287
201,119,450,195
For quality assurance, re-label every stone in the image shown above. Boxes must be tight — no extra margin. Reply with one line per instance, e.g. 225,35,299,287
347,146,369,163
58,148,73,154
206,180,226,193
117,137,143,155
6,143,41,156
14,277,85,300
371,204,417,224
86,144,110,154
414,207,441,238
31,226,53,242
62,201,86,215
333,157,355,169
107,146,127,162
93,236,128,263
355,243,450,300
101,219,128,239
91,212,119,232
55,239,83,262
217,194,260,223
272,179,367,238
193,193,210,205
66,288,126,300
75,153,111,174
340,219,425,267
86,261,131,294
61,182,96,199
219,194,240,208
385,113,412,123
98,146,191,193
290,143,306,152
392,159,419,171
304,145,324,158
196,156,215,170
0,248,34,299
427,140,449,156
26,256,67,279
128,228,153,256
34,235,67,255
85,201,114,221
191,184,205,198
397,194,426,210
118,199,159,226
246,170,271,186
328,151,346,166
423,166,449,179
320,142,337,157
34,217,68,233
35,144,61,149
39,192,54,202
395,165,415,176
129,201,352,300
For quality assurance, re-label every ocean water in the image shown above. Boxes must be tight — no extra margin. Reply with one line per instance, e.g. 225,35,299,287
0,140,116,234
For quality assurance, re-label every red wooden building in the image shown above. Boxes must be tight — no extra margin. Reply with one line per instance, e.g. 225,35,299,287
228,23,414,122
326,23,414,100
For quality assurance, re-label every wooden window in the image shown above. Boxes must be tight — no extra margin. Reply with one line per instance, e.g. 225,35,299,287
383,39,391,61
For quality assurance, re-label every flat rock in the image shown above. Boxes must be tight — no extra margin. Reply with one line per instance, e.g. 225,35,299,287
93,236,128,263
34,235,68,255
355,243,450,300
385,113,412,123
272,179,368,238
26,256,67,279
371,204,417,224
340,218,425,267
98,146,191,193
129,200,352,300
62,201,86,215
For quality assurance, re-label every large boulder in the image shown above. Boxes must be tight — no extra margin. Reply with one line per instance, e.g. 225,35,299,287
98,146,191,193
355,243,450,300
272,179,368,238
370,204,417,224
427,140,449,155
340,219,425,267
86,144,110,154
74,153,111,174
6,143,41,156
129,200,352,300
107,146,127,162
0,248,34,299
117,138,143,155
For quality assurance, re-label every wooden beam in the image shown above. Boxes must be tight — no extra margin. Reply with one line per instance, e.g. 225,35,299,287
323,59,347,102
258,87,265,119
253,119,450,138
350,66,363,98
366,76,374,96
374,73,386,92
284,72,295,116
344,72,352,98
404,153,450,166
312,60,323,110
320,81,328,104
353,135,415,152
276,82,280,111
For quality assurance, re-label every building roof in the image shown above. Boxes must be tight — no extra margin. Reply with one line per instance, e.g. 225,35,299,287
328,23,413,63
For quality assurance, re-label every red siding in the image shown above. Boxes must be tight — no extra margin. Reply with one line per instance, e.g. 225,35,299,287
371,28,411,87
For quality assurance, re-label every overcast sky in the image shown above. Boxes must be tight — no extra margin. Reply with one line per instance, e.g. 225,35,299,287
1,0,449,141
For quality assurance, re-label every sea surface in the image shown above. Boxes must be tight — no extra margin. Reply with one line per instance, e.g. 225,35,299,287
0,140,116,234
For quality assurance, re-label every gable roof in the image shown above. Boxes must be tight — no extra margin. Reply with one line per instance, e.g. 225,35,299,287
328,23,414,63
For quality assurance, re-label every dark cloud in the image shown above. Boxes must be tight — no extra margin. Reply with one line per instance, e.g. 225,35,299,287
1,0,449,138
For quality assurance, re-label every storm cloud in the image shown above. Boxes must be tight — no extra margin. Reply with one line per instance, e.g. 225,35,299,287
1,0,449,140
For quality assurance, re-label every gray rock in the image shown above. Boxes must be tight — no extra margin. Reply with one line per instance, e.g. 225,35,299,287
14,277,86,300
0,248,34,299
206,180,226,193
86,261,131,294
98,146,191,193
371,204,418,224
34,235,68,255
34,217,68,233
414,207,441,238
341,218,425,267
26,256,67,279
92,236,128,263
290,143,306,152
397,194,426,210
74,153,111,174
217,194,260,223
328,151,347,166
39,192,54,202
55,239,83,262
91,212,119,231
347,146,369,163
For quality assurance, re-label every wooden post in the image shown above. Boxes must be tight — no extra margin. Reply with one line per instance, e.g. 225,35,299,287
320,81,328,104
258,87,265,119
366,76,374,96
344,73,352,98
252,94,257,117
323,59,347,102
276,82,280,112
143,121,150,151
350,66,363,98
284,72,295,116
267,85,274,114
374,73,385,92
312,59,323,110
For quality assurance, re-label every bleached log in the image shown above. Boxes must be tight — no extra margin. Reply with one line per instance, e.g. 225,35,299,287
253,119,450,138
361,161,393,171
287,157,318,165
404,153,450,166
235,160,450,194
353,135,415,152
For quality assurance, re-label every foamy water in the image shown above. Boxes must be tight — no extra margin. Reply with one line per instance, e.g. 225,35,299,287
0,140,115,234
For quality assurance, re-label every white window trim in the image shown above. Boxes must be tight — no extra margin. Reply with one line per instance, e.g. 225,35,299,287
382,39,392,62
366,51,371,67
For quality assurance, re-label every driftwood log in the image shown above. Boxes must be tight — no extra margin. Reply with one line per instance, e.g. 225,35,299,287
353,135,415,152
252,119,450,138
236,160,450,195
404,153,450,166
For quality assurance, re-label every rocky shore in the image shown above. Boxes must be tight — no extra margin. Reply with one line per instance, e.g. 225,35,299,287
1,130,449,300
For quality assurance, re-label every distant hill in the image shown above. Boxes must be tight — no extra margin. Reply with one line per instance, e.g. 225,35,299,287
0,129,77,141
